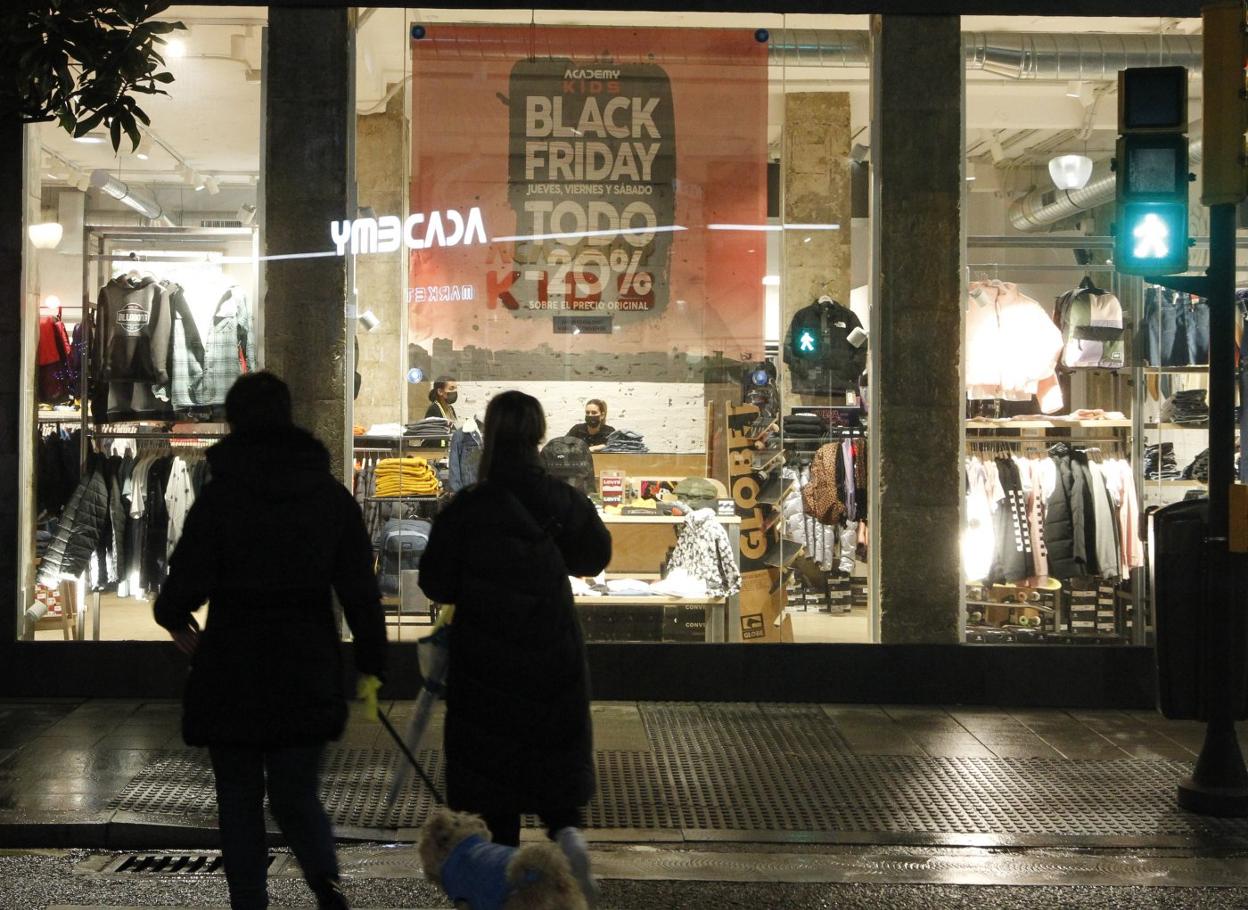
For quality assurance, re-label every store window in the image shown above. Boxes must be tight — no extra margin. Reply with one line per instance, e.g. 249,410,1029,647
959,16,1204,645
350,10,876,645
20,6,264,641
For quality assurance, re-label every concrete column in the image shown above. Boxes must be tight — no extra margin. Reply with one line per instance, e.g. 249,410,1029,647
263,8,353,479
870,16,964,644
782,93,853,408
354,88,407,431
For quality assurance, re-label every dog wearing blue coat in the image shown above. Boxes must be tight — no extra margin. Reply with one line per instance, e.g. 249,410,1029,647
418,807,589,910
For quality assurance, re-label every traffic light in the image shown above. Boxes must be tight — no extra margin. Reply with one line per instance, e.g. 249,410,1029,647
1114,66,1190,276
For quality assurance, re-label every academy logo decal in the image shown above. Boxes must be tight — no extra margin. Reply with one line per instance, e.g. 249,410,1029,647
116,302,148,336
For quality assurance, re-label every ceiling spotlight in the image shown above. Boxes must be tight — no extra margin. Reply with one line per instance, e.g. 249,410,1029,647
202,175,220,195
165,38,187,58
134,134,153,160
849,143,870,164
1048,154,1095,190
192,172,206,191
73,132,106,145
236,203,256,226
74,172,91,192
358,310,382,333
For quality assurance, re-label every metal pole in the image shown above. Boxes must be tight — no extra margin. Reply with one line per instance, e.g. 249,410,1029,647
1178,201,1248,815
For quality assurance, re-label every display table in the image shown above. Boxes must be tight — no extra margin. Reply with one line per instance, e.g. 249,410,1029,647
573,514,741,643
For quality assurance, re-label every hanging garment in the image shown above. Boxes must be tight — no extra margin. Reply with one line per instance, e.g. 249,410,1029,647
1025,456,1055,580
163,282,207,411
449,426,483,492
95,274,172,384
666,510,742,597
36,316,74,404
802,443,846,524
1044,444,1091,581
164,456,197,557
200,286,255,405
1111,459,1144,571
784,467,838,570
989,456,1034,583
965,280,1064,412
1086,460,1120,582
783,297,867,393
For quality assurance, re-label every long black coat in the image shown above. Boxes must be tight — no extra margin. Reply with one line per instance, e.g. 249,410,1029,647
1044,444,1094,581
153,426,387,747
418,466,611,815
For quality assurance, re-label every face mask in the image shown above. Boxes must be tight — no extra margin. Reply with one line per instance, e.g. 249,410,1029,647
585,416,601,428
445,392,458,405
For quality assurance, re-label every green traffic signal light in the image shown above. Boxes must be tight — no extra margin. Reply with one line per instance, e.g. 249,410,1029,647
1115,201,1189,276
796,329,818,355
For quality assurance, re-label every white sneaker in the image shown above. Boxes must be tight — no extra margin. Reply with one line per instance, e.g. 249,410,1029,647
555,826,600,907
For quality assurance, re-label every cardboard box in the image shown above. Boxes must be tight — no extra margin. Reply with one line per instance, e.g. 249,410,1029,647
740,567,793,643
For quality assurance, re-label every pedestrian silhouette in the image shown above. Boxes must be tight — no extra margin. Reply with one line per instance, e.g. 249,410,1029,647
418,390,611,904
154,371,387,910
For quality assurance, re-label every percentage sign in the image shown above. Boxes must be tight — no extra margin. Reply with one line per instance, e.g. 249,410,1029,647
626,251,651,295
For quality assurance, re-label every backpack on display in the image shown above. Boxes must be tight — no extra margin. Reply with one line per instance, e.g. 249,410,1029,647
376,518,431,596
1054,278,1125,370
541,436,596,493
801,443,846,524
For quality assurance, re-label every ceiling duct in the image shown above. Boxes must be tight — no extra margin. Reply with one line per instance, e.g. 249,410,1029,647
89,170,174,226
1008,135,1203,231
414,29,1202,78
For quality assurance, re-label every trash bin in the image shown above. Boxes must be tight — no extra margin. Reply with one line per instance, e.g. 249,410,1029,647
1149,496,1248,721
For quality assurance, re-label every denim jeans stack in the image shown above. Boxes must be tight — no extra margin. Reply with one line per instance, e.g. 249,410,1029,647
1145,442,1181,480
1182,448,1210,484
1160,388,1209,426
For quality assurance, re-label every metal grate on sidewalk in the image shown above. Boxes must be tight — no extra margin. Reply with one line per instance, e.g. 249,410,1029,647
105,703,1248,845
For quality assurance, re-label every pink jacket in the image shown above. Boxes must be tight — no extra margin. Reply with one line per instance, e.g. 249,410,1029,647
966,281,1064,413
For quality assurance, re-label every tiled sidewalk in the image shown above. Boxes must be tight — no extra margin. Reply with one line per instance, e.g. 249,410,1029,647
0,698,1237,850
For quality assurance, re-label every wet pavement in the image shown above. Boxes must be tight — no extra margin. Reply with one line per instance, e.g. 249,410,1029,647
6,699,1248,905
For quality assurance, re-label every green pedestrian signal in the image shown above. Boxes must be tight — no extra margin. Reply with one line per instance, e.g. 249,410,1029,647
797,329,818,354
1113,68,1190,277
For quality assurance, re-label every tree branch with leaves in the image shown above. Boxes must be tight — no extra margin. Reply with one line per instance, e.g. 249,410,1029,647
1,0,185,152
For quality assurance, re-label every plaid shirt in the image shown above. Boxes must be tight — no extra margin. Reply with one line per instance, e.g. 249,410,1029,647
163,282,206,410
199,286,255,406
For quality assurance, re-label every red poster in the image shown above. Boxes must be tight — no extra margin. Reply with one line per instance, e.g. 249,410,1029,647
408,26,767,359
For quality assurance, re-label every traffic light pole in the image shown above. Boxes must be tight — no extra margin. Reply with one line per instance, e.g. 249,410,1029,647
1177,202,1248,815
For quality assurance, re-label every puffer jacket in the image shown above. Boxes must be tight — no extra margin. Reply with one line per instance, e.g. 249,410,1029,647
153,426,387,747
1043,444,1092,580
37,456,116,585
418,465,611,815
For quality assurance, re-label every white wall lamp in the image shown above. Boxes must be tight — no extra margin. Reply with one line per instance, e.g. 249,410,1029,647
27,222,64,250
1048,154,1095,191
358,310,382,333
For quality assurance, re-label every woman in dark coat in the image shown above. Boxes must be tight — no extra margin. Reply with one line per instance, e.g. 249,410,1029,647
418,391,611,860
154,372,387,910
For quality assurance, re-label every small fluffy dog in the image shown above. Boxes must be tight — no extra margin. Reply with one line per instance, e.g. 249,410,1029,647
418,807,589,910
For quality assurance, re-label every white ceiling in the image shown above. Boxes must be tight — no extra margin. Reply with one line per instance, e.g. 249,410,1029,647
36,7,1204,206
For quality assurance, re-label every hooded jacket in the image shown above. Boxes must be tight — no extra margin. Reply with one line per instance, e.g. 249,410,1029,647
783,298,867,393
96,274,172,384
418,465,611,814
153,425,387,747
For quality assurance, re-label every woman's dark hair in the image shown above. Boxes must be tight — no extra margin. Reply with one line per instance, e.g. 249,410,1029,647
225,371,292,433
586,398,607,418
479,390,546,482
428,375,456,403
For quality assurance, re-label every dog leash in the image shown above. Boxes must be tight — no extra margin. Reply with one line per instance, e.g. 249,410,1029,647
378,708,446,805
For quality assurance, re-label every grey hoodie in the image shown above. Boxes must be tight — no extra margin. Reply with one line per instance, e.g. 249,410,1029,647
96,274,171,384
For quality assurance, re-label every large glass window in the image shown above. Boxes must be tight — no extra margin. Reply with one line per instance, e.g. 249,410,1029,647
21,6,264,641
350,10,877,645
959,16,1204,645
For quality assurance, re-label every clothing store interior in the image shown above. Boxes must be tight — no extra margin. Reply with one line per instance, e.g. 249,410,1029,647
21,8,1210,648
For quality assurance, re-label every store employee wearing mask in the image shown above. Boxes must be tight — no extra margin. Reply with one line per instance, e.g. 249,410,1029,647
566,399,615,452
425,376,458,420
